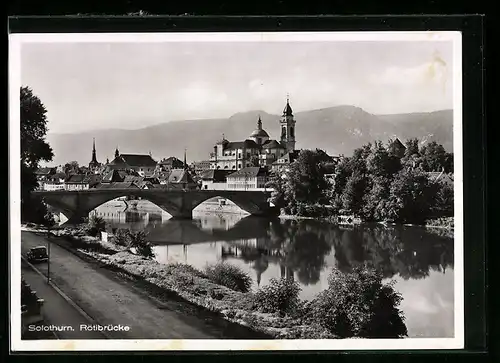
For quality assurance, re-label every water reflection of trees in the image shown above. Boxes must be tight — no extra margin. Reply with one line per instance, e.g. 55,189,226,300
332,225,454,280
221,219,454,286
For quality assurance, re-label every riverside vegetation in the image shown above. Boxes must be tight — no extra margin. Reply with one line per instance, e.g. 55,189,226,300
267,139,453,226
23,215,408,339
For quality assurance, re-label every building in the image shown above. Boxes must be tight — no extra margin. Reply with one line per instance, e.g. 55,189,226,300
88,138,102,173
42,172,67,191
191,160,211,174
226,167,269,191
270,150,300,173
156,156,186,174
64,174,101,191
209,97,297,171
64,174,90,191
101,169,129,183
387,137,406,158
200,169,233,190
106,149,157,177
34,167,56,183
42,182,66,191
165,169,198,190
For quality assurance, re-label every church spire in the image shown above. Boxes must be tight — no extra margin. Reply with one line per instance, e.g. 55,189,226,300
183,148,187,170
257,114,262,130
115,146,119,158
283,94,293,116
91,138,98,163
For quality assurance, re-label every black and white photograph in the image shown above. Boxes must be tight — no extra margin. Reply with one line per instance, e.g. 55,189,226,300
9,31,463,351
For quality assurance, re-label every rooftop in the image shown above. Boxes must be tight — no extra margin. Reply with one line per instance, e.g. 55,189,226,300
200,169,233,182
262,140,285,149
110,154,157,167
228,167,269,178
225,140,260,150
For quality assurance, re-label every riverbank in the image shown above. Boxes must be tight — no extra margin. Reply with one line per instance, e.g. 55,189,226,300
21,224,335,339
279,213,454,236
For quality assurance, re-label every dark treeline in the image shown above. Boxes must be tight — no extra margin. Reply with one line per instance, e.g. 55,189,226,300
268,139,454,224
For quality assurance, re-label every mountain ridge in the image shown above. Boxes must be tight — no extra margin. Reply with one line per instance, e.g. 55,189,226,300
44,105,453,166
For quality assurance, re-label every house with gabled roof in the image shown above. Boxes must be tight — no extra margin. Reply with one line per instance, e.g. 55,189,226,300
106,150,157,177
166,169,198,190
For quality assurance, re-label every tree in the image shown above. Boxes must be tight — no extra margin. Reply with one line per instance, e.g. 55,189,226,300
64,161,80,175
385,168,439,223
266,171,286,208
307,267,407,338
403,138,420,159
420,141,448,172
283,150,329,208
366,141,401,178
341,171,368,214
20,86,54,222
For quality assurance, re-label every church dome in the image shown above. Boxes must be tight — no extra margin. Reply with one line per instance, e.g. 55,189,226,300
250,128,270,138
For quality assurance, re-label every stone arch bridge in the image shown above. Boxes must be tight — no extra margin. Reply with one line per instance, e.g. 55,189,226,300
32,189,274,224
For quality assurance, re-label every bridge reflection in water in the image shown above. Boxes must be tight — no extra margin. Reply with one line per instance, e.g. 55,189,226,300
92,200,455,339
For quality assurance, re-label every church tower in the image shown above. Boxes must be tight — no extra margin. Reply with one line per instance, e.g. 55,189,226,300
89,138,100,171
280,95,296,152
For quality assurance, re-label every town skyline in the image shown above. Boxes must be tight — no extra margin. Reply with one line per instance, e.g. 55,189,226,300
21,40,453,134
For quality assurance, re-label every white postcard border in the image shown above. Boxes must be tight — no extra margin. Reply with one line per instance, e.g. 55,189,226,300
9,31,464,351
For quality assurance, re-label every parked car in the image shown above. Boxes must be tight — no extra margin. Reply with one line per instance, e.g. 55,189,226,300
27,246,49,263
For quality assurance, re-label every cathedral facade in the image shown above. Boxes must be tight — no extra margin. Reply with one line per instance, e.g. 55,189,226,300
209,98,297,171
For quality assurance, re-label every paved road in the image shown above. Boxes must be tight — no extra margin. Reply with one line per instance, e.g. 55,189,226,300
21,231,220,339
21,261,105,339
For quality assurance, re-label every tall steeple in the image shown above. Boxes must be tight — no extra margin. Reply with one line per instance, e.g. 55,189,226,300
257,114,262,130
115,146,119,159
91,138,98,163
183,148,187,170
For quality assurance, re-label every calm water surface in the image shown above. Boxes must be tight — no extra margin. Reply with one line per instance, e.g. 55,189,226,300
93,199,455,338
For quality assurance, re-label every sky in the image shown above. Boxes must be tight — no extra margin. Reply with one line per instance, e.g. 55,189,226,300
20,39,454,134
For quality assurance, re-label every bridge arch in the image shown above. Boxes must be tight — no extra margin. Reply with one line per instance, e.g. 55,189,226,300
34,189,274,224
190,194,264,216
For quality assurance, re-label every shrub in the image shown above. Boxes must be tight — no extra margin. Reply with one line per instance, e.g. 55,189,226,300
114,228,130,246
165,262,206,278
86,215,106,237
204,261,252,292
254,277,301,316
127,230,155,259
306,266,407,338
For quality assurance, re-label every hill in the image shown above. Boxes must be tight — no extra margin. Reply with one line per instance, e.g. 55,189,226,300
44,106,453,166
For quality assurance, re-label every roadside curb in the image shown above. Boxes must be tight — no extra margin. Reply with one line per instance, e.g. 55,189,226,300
21,255,111,339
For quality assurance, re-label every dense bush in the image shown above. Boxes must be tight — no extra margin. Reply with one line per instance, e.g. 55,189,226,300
204,261,252,292
85,215,106,237
306,267,407,338
127,230,155,259
113,228,131,246
254,277,301,316
165,262,206,278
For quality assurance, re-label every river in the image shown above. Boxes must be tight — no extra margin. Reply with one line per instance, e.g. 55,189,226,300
92,199,455,339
